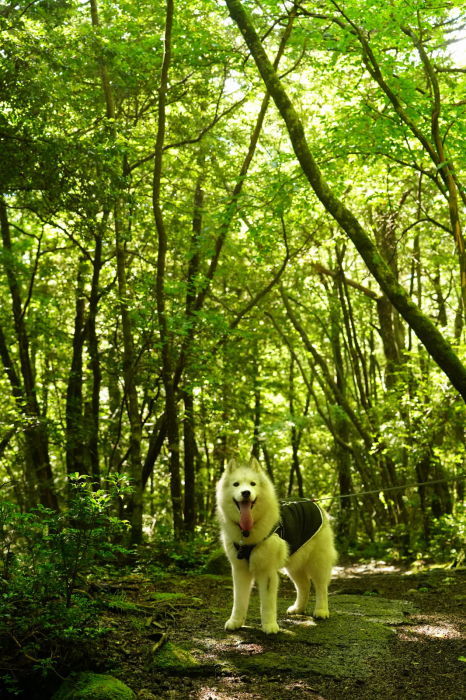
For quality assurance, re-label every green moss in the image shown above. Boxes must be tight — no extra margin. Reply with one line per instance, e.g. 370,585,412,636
148,591,203,608
203,548,230,575
149,592,187,602
152,642,201,672
103,596,143,614
52,673,135,700
331,593,416,625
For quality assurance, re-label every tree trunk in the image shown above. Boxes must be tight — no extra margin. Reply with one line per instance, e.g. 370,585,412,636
153,0,183,536
329,272,354,542
183,389,196,533
287,356,304,498
90,0,143,542
251,348,262,461
0,198,57,510
84,229,103,485
115,198,143,544
65,257,86,476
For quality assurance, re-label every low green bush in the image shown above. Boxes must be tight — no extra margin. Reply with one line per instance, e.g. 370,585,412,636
423,513,466,565
0,475,131,693
139,523,217,573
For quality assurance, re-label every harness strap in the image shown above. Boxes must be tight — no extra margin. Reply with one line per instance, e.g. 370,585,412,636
233,542,255,561
233,522,279,561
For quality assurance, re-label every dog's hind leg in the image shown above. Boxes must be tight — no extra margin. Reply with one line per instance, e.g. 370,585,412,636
307,557,332,619
310,570,330,619
256,571,280,634
307,527,336,619
225,563,253,631
285,570,310,614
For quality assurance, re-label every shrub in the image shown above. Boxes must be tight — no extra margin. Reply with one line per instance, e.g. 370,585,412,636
423,513,466,565
0,475,131,692
140,523,216,573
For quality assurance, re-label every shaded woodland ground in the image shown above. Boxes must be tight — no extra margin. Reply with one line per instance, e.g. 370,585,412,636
8,560,464,700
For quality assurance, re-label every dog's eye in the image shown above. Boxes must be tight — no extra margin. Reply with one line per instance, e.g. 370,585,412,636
233,482,239,487
250,481,256,486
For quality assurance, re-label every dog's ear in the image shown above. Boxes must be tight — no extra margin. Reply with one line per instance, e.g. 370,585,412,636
225,458,238,472
248,456,262,472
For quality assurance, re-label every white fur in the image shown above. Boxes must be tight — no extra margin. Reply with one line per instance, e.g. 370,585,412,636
216,457,337,634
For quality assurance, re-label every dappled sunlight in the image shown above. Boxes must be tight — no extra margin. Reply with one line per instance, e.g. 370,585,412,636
284,616,317,629
195,680,260,700
334,562,403,578
195,678,328,700
399,622,463,641
196,687,238,700
283,680,326,698
229,640,265,655
195,634,265,656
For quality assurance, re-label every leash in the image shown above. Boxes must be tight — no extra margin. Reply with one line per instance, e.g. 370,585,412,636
313,474,466,503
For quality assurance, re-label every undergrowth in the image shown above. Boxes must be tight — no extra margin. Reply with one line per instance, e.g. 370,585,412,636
0,475,131,695
138,524,217,574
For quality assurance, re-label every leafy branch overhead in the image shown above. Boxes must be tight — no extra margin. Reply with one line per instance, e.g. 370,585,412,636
0,0,464,559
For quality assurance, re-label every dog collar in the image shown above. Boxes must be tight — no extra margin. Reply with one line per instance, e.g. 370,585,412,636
233,521,279,561
233,542,255,561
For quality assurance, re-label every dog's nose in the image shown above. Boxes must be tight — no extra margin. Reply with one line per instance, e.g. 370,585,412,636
241,490,251,499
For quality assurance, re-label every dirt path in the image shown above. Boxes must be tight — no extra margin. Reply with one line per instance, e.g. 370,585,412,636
93,563,465,700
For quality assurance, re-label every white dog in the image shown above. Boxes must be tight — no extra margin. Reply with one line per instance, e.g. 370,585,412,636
216,457,337,634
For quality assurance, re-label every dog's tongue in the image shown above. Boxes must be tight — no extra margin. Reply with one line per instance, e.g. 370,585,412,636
239,501,254,533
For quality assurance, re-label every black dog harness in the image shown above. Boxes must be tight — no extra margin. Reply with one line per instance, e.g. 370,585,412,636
234,542,256,561
234,499,324,561
276,499,324,555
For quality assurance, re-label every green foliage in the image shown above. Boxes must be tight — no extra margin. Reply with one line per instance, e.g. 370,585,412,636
140,525,216,573
0,476,130,686
0,0,465,563
422,513,466,565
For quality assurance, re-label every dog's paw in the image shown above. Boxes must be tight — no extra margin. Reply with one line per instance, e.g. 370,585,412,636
262,621,280,634
313,607,330,619
225,617,244,631
287,604,305,615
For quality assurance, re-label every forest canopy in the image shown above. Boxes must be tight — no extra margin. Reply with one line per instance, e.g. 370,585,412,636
0,0,465,560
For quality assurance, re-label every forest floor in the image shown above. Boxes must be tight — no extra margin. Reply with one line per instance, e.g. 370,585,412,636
14,560,465,700
57,559,465,700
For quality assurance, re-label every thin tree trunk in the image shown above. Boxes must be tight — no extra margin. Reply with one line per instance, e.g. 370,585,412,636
329,273,353,542
90,0,143,542
153,0,183,536
65,257,87,475
115,199,143,543
0,198,57,510
251,348,262,460
85,229,103,485
181,168,205,533
142,413,167,489
287,355,304,498
183,389,196,533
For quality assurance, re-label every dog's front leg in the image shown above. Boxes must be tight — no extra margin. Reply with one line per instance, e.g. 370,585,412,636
225,562,253,630
257,571,280,634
